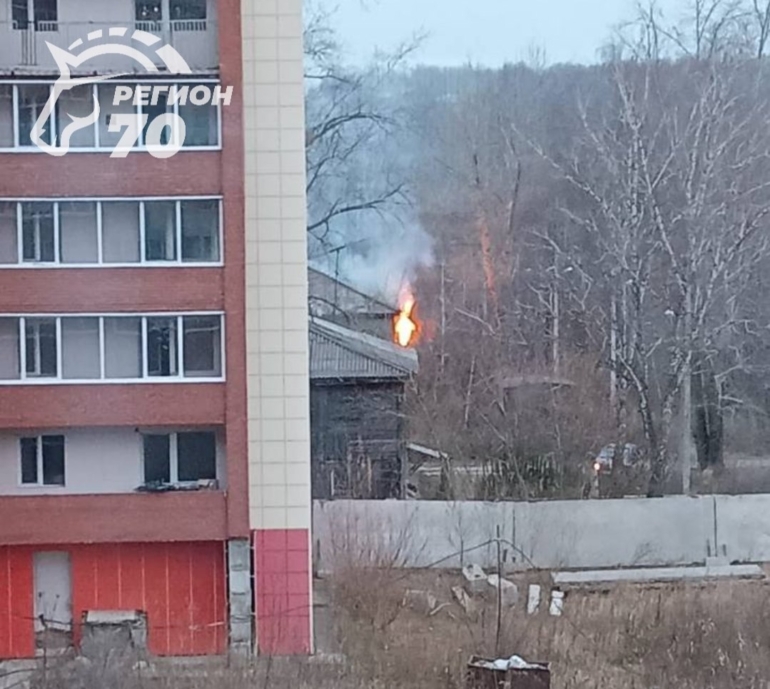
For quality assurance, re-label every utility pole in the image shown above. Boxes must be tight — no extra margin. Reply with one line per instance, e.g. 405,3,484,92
681,288,694,495
610,292,618,414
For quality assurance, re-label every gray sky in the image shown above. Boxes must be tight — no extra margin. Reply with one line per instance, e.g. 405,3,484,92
333,0,680,66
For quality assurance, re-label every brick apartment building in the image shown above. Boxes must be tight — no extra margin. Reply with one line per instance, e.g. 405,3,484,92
0,0,312,657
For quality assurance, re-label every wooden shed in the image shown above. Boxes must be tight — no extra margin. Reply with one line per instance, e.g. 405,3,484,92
309,317,418,499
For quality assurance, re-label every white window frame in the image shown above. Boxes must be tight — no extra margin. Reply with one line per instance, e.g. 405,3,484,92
22,316,58,378
0,312,225,385
18,434,66,488
142,429,218,485
11,0,59,31
19,200,57,264
0,196,223,268
1,79,222,153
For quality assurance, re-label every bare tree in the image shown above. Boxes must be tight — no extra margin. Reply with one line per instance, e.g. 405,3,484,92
304,3,422,259
529,10,770,493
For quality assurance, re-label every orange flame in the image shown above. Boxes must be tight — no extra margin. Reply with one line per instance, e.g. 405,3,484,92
394,286,418,348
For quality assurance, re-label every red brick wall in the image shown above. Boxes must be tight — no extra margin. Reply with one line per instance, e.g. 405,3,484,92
0,384,226,429
0,493,229,545
0,269,224,313
0,0,251,552
0,153,222,197
218,0,249,538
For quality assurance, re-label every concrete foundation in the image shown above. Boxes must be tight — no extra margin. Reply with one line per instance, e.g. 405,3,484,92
227,539,252,656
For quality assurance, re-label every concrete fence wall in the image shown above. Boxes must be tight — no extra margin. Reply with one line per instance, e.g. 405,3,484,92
312,494,770,572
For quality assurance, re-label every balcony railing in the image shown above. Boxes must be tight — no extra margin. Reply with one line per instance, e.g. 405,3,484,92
0,20,219,73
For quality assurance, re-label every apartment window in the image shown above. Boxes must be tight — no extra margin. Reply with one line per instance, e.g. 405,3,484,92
183,316,221,377
143,431,216,484
147,317,178,377
171,0,207,20
0,314,222,383
0,199,221,266
25,318,57,378
3,82,221,152
21,202,55,263
177,431,216,481
0,202,17,264
135,0,162,21
143,434,170,483
181,200,219,262
0,86,13,148
61,318,99,379
102,202,141,263
141,91,172,147
20,435,65,486
179,97,217,147
13,0,57,30
144,201,177,261
57,86,96,148
98,84,137,151
18,84,54,147
59,202,98,264
0,318,20,380
104,317,142,379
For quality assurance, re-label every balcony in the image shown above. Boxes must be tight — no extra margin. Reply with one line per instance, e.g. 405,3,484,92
0,490,228,544
0,20,219,74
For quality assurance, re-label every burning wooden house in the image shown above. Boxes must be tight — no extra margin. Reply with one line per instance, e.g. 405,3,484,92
308,269,419,499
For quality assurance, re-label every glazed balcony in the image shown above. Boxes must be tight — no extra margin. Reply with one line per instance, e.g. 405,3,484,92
0,16,219,75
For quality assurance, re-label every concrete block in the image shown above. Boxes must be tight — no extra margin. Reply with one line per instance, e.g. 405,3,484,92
229,570,251,596
228,539,252,572
549,591,564,617
487,574,518,607
462,564,487,595
527,584,541,615
230,621,252,644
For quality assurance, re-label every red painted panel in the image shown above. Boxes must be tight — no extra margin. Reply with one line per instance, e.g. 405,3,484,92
118,543,146,612
95,545,121,610
0,542,225,659
143,543,169,656
189,542,217,654
4,547,35,659
166,544,192,655
71,545,98,646
213,540,226,652
0,548,10,657
254,530,312,655
67,542,226,657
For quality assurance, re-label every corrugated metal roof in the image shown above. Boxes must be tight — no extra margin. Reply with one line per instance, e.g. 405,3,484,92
309,317,418,380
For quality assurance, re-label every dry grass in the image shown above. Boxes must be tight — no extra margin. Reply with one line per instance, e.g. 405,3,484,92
323,569,770,689
15,569,770,689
